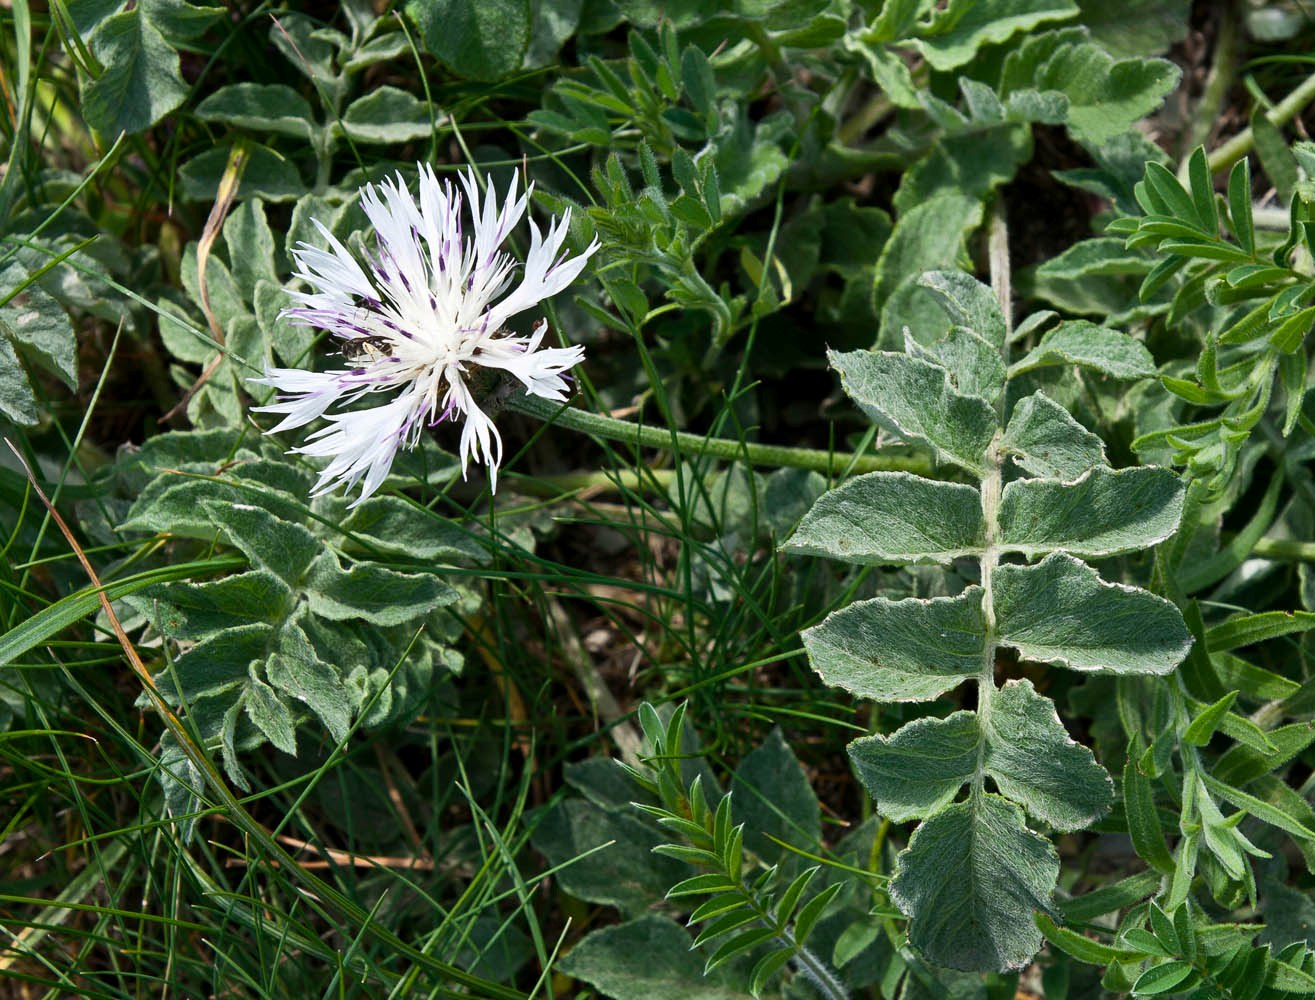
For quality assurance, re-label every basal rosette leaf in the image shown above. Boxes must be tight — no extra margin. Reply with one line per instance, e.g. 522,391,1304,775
198,499,320,587
127,569,292,641
119,430,475,790
305,551,458,627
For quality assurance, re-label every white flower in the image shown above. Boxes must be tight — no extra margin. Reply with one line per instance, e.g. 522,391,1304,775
251,166,597,504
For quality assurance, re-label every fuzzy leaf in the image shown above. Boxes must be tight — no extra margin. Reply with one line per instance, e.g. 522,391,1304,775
557,915,746,1000
195,82,315,139
848,712,980,822
121,477,307,540
265,622,353,744
340,497,488,563
994,554,1192,674
784,472,984,566
984,679,1113,830
133,570,291,641
873,193,983,314
305,552,458,626
1078,0,1190,58
919,270,1009,348
0,336,37,425
1002,28,1181,146
180,142,303,204
152,623,271,702
892,124,1033,222
830,349,997,474
222,199,279,297
998,466,1185,558
910,0,1079,71
890,792,1059,971
531,801,687,915
339,86,436,143
907,326,1008,403
407,0,532,80
82,3,194,134
1010,320,1157,379
200,500,319,587
803,590,985,702
244,671,297,755
0,274,77,392
731,728,820,857
1002,391,1107,479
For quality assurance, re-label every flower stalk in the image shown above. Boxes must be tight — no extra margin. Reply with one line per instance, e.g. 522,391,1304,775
507,393,933,478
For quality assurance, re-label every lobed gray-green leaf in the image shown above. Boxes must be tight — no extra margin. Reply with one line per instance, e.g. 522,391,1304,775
984,679,1113,830
200,500,319,587
265,621,354,745
338,87,437,144
243,669,298,756
1002,391,1108,480
194,83,316,139
994,553,1192,674
131,569,292,642
998,466,1185,558
305,552,458,626
906,326,1008,403
830,348,997,474
849,712,980,822
890,792,1059,971
908,0,1079,71
784,472,984,566
152,623,272,703
341,496,489,564
1010,319,1157,380
802,590,985,702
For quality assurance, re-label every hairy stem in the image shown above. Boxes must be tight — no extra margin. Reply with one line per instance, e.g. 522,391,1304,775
508,394,934,477
792,943,849,1000
975,198,1014,793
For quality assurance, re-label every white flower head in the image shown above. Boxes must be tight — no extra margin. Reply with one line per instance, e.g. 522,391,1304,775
251,165,598,505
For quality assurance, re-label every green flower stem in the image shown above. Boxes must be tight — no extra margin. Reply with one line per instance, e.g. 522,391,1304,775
508,394,934,477
1208,63,1315,174
1252,537,1315,562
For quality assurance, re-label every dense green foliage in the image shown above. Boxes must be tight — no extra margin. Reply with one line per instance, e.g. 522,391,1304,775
9,1,1315,997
